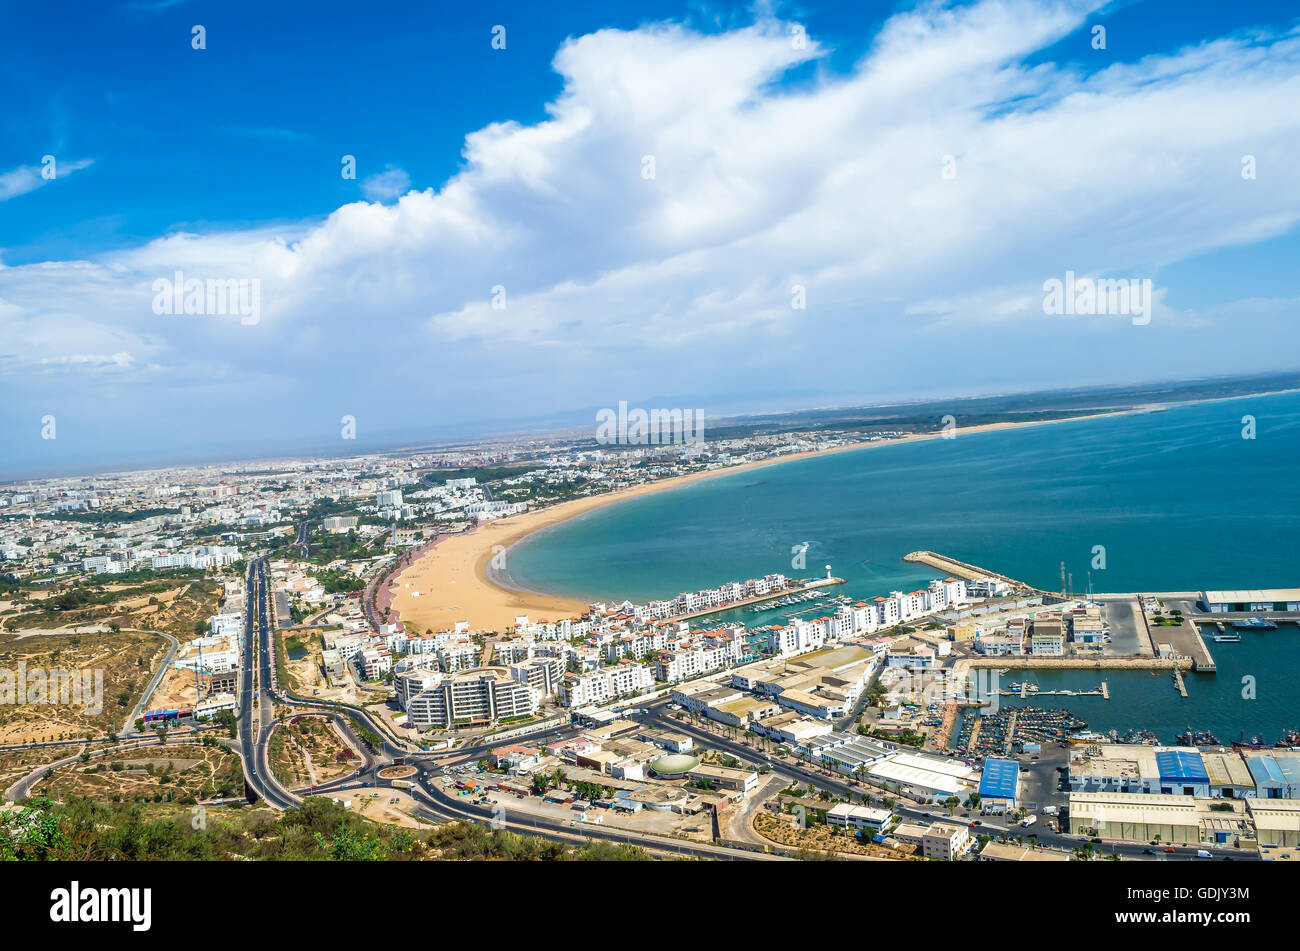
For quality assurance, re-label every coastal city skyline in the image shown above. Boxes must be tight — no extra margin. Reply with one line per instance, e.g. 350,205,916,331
3,0,1298,919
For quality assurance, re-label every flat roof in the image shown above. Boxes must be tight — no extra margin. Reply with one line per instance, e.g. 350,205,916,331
1203,589,1300,602
980,841,1070,861
827,802,892,822
1068,792,1200,826
1202,752,1255,788
890,751,978,781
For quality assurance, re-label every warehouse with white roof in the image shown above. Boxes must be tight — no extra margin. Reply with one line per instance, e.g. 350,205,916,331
868,751,979,801
1200,588,1300,612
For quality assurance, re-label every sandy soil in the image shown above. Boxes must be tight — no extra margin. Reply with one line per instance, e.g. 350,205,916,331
390,411,1141,633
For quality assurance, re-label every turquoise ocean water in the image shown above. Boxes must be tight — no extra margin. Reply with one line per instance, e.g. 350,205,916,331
505,391,1300,740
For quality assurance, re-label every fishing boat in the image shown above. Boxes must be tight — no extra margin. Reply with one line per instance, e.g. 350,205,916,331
1067,730,1108,744
1121,729,1160,745
1277,729,1300,747
1176,729,1221,747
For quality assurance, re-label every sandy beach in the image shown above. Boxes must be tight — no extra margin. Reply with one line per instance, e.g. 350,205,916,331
388,409,1150,634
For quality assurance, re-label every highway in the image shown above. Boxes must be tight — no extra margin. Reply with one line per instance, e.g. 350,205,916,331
236,557,300,809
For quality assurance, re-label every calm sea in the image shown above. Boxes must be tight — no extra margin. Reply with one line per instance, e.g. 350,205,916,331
506,390,1300,740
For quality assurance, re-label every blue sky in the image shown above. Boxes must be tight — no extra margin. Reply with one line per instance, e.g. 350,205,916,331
2,0,1299,477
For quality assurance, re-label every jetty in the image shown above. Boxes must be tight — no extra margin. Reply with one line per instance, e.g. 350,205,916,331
903,550,1048,596
998,685,1106,698
1148,614,1217,673
1173,667,1188,697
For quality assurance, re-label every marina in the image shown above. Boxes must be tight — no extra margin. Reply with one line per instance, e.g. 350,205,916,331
746,590,830,613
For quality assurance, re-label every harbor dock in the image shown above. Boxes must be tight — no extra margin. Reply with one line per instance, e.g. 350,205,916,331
1147,614,1217,673
903,550,1048,596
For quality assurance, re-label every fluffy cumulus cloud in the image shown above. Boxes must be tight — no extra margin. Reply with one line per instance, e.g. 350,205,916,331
3,0,1300,461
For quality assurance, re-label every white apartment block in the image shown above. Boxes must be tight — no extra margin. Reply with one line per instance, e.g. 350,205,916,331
195,693,238,718
510,656,564,698
360,648,392,680
766,620,827,657
560,663,654,707
654,636,743,683
396,668,538,730
437,643,481,673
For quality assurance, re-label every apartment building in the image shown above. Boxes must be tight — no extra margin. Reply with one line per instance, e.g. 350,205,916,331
359,647,392,680
560,663,655,707
922,822,970,860
436,643,481,673
654,633,743,683
510,655,564,698
397,667,538,730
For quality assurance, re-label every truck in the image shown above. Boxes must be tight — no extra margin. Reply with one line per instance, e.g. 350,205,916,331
1021,815,1038,827
1041,805,1058,815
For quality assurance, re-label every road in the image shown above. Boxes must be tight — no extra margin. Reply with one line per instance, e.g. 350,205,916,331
632,697,1249,861
121,629,180,736
4,734,179,801
236,557,299,809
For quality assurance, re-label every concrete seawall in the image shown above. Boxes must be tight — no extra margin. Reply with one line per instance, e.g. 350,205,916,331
903,550,1049,596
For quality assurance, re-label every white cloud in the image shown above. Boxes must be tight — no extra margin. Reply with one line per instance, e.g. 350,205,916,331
3,0,1300,441
361,167,413,202
0,158,93,201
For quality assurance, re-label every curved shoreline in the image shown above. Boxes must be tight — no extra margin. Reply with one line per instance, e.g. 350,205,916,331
388,408,1147,633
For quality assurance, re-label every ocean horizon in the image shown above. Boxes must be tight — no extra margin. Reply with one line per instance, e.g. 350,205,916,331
505,391,1300,606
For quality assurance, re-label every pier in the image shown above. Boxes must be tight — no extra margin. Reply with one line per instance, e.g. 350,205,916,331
1147,614,1217,673
903,550,1048,596
1173,667,1188,697
997,685,1107,698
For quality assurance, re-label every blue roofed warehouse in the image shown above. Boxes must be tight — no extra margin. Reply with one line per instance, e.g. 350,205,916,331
978,757,1020,813
1155,749,1210,796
